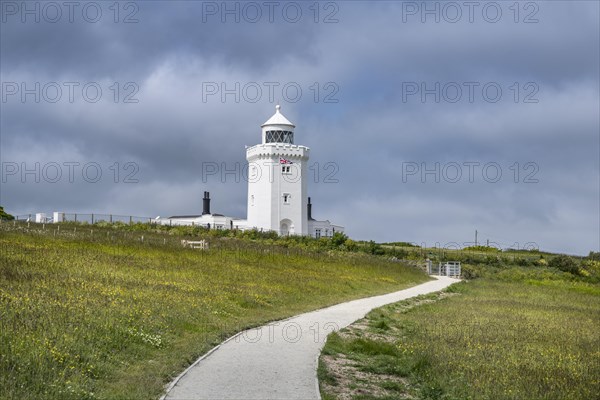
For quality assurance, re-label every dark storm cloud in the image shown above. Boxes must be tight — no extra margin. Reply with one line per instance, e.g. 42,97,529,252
1,0,598,254
1,1,322,77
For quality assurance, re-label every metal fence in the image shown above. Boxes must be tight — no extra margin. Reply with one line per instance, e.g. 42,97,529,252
427,260,462,277
14,213,156,225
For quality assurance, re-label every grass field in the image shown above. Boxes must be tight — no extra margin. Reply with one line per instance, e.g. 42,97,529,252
319,270,600,399
0,222,429,399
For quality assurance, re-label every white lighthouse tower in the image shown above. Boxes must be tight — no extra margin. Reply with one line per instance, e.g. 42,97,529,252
246,105,309,235
160,105,343,237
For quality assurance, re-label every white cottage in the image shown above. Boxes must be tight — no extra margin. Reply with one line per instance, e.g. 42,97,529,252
162,106,343,237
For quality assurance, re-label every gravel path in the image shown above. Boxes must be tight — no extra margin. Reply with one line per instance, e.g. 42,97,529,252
163,276,459,400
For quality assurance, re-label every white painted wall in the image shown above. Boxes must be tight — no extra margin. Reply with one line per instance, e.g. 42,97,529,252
308,220,344,238
246,143,309,235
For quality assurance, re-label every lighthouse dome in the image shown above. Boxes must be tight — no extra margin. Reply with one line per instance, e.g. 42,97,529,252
261,105,295,144
261,105,295,128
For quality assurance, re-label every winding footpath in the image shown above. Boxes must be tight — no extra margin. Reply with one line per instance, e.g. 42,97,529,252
163,276,459,400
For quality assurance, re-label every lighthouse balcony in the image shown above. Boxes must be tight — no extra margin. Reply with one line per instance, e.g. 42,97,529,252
246,143,310,161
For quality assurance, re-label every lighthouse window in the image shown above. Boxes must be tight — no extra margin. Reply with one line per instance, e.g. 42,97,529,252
283,193,290,204
282,166,292,174
266,130,294,144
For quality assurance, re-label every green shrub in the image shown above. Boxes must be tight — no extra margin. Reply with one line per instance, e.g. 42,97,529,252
330,232,349,248
344,239,358,251
0,206,14,221
549,255,580,275
364,240,385,256
381,242,420,247
587,251,600,261
514,257,534,267
537,257,548,267
484,255,501,265
461,264,482,279
463,245,500,252
389,248,409,259
581,259,600,280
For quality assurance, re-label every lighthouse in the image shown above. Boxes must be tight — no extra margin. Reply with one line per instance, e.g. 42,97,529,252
246,105,309,235
161,105,343,237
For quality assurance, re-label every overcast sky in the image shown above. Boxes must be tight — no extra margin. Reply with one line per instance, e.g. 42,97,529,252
1,1,598,255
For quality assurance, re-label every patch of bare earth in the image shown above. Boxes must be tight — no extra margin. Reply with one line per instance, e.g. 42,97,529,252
320,353,413,400
320,291,459,399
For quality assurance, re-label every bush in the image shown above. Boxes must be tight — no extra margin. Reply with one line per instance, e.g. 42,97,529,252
344,239,358,251
381,242,420,247
587,251,600,261
330,232,349,248
388,248,409,259
484,255,501,265
581,259,600,279
514,257,534,267
536,258,548,267
463,245,500,252
549,255,580,275
364,240,385,256
0,206,14,221
461,264,482,279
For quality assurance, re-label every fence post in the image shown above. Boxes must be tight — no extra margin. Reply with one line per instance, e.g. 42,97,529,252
129,216,133,225
110,214,113,223
91,214,94,224
75,213,77,222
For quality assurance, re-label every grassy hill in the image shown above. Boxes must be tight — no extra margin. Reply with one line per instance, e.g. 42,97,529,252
319,253,600,399
0,221,429,400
